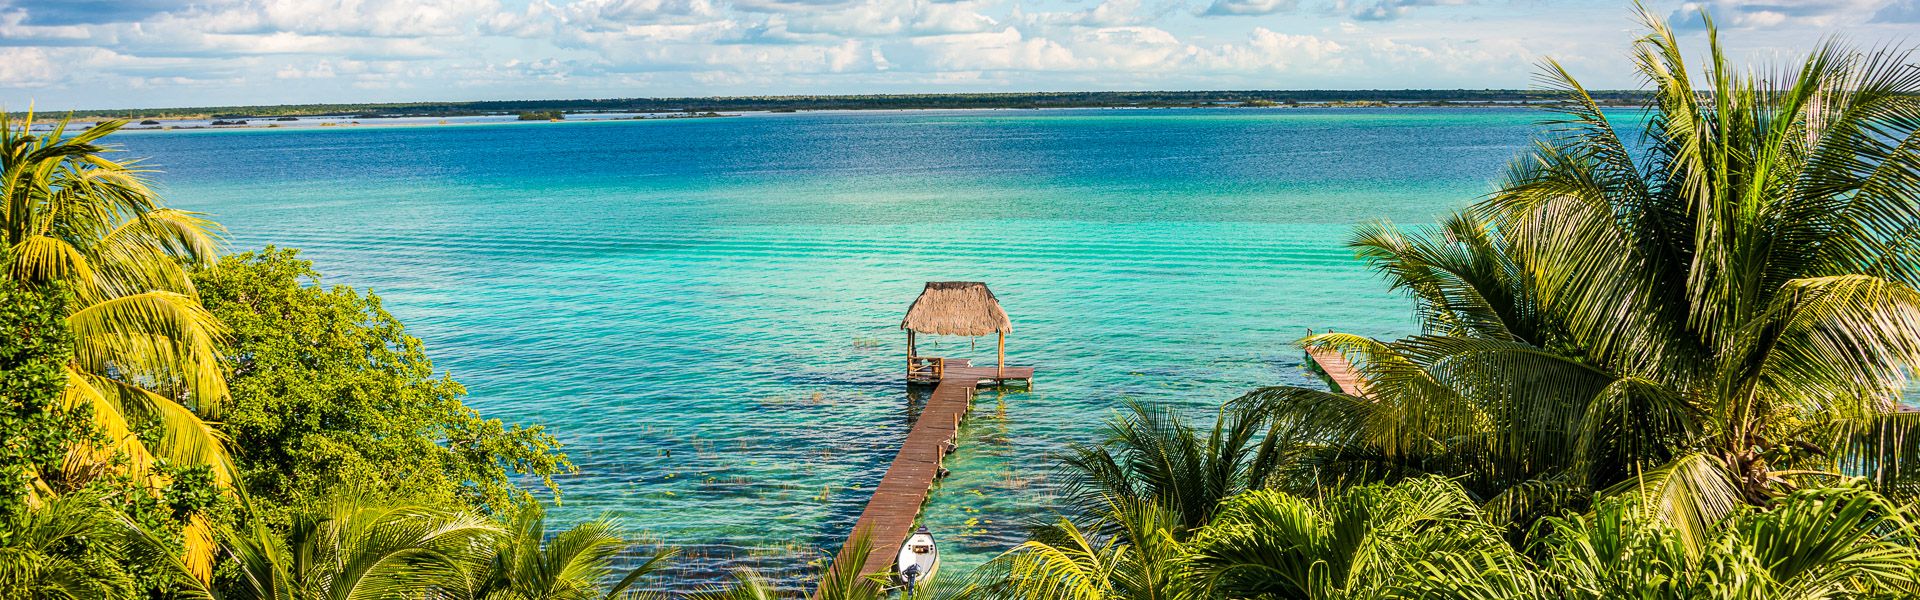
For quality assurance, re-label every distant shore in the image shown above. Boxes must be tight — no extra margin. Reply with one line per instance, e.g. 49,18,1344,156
13,89,1646,123
82,110,737,132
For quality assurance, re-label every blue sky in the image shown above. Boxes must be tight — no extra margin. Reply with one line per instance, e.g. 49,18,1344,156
2,0,1916,110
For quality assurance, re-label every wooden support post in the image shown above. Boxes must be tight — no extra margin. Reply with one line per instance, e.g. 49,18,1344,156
997,331,1005,379
907,330,916,378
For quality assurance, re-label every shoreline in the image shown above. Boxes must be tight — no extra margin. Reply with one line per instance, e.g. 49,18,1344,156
15,90,1649,123
63,103,1632,134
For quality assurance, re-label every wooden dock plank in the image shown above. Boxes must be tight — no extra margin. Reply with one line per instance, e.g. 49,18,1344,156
1307,347,1367,397
832,373,987,582
829,358,1039,590
944,365,1035,382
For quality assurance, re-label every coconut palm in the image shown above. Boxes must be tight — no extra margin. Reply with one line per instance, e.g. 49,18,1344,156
141,497,670,600
0,491,136,599
148,497,497,600
977,498,1191,600
692,532,888,600
692,570,782,600
1183,477,1510,600
1398,482,1920,599
450,502,674,600
2,114,229,577
1245,6,1920,546
1058,400,1287,532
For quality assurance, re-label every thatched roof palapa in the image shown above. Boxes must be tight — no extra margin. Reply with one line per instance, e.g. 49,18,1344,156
900,282,1012,337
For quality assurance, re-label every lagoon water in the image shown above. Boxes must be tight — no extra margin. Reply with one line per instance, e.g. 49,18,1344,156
116,108,1547,586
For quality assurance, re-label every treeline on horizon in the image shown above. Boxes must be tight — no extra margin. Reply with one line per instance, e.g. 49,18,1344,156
21,89,1652,120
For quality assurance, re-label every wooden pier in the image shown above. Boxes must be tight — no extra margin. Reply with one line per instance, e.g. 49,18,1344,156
826,281,1034,587
1307,346,1368,397
831,359,1033,580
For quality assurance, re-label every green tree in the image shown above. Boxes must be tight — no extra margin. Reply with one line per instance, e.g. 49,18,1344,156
0,115,231,495
191,248,569,524
2,114,231,578
450,502,674,600
980,499,1192,600
1247,7,1920,546
0,279,220,599
166,498,500,600
694,533,895,600
0,491,137,600
0,281,86,510
144,496,668,600
1058,401,1286,532
1400,482,1920,599
1184,477,1510,600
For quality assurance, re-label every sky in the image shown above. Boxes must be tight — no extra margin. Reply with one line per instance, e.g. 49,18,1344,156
2,0,1916,110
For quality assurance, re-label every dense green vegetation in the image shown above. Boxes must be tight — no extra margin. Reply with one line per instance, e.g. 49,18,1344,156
1,7,1916,600
194,249,570,527
0,115,650,596
955,9,1920,600
17,89,1650,122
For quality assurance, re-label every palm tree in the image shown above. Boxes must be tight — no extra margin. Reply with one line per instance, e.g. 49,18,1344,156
144,497,669,600
0,491,136,599
693,532,887,600
1246,6,1920,545
1058,400,1287,532
451,502,674,600
218,499,499,600
976,498,1192,600
1399,482,1920,599
1184,477,1510,600
2,114,230,578
2,118,230,505
692,570,782,600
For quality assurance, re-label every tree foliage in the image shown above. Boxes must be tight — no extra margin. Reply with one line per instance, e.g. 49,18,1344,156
0,281,85,511
1057,401,1287,533
192,248,570,524
3,112,231,578
1242,6,1920,544
977,476,1919,600
147,495,669,600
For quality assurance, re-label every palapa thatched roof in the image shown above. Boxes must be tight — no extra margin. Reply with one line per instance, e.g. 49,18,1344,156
900,282,1012,336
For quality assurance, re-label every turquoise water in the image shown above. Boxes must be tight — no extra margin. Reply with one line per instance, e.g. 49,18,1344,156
116,108,1545,586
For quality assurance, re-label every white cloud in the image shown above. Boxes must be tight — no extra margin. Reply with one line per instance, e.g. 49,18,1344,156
781,0,906,36
1200,0,1296,17
905,27,1078,71
1198,27,1344,71
1669,0,1889,29
117,25,449,59
1071,0,1146,26
575,0,719,22
911,2,997,34
194,0,506,37
0,47,61,87
1,0,1912,108
0,9,95,43
1344,0,1470,22
726,0,860,14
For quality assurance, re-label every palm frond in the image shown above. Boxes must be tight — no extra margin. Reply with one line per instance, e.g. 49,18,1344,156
67,289,229,414
1600,453,1743,559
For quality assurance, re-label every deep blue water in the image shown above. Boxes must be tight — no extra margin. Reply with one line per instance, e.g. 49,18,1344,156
114,107,1548,585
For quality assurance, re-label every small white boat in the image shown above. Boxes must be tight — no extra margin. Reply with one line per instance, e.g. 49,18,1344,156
895,526,939,590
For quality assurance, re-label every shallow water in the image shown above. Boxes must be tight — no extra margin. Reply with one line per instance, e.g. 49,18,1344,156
116,107,1549,586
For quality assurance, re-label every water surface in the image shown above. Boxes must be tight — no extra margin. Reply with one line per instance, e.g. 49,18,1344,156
117,108,1546,585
